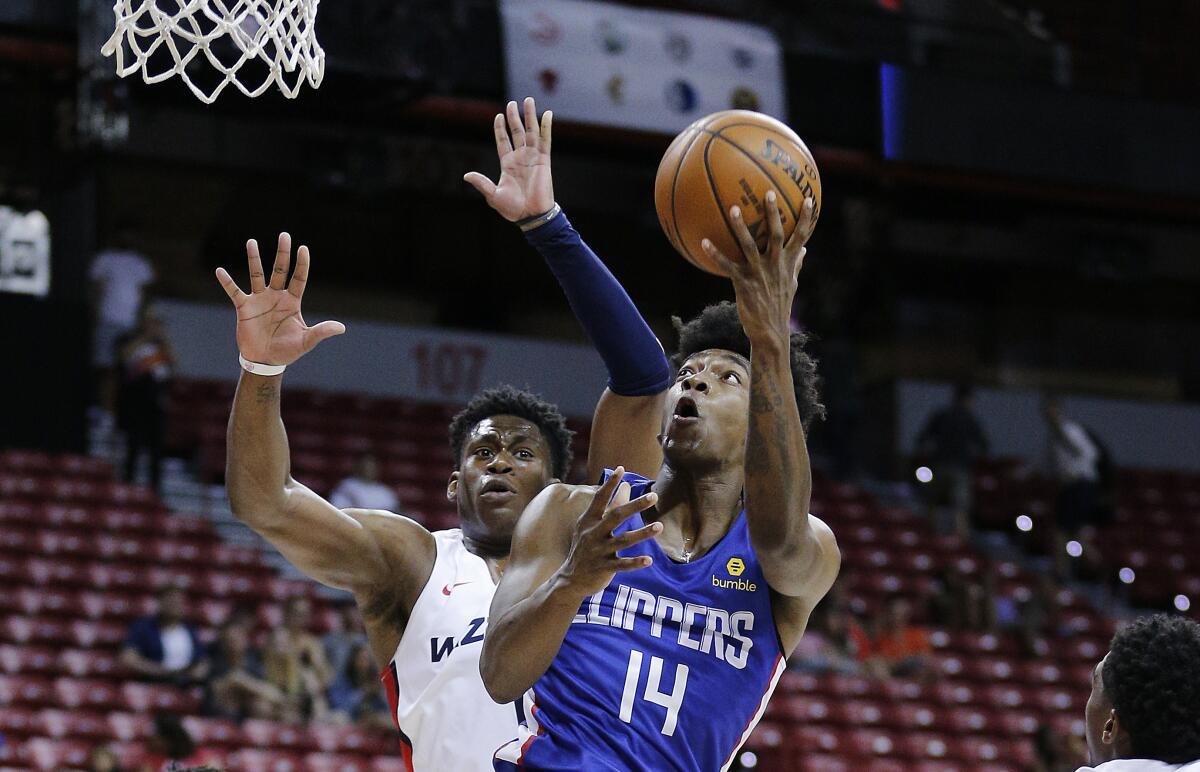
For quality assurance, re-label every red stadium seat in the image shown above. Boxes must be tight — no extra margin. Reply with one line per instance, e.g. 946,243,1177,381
899,732,955,761
306,724,393,754
952,736,1006,763
931,680,977,706
304,753,372,772
0,704,39,739
79,590,155,621
0,674,54,706
888,702,944,732
878,678,928,702
370,759,412,772
24,737,93,771
0,645,57,675
25,556,87,587
241,719,317,750
59,648,119,678
995,710,1040,736
227,748,304,772
838,698,888,727
795,754,852,772
67,619,128,648
743,720,785,752
845,729,899,758
119,681,201,713
182,715,245,747
1016,661,1064,685
108,711,155,741
979,684,1028,710
39,708,112,739
53,677,120,709
790,725,843,754
944,706,996,734
0,499,38,524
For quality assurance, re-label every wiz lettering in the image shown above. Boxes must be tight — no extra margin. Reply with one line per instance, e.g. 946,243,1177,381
430,616,486,663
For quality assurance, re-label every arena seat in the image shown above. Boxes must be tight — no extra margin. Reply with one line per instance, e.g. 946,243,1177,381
241,718,319,751
0,645,57,675
38,708,111,740
304,752,373,772
107,710,156,741
119,681,202,713
226,748,304,772
24,737,92,771
181,715,245,746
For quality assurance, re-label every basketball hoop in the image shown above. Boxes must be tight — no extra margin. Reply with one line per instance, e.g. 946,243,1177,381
100,0,326,104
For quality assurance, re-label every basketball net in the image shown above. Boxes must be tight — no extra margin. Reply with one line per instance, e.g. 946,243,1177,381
100,0,325,104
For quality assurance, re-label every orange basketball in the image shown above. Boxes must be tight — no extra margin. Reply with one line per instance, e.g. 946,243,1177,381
654,110,821,277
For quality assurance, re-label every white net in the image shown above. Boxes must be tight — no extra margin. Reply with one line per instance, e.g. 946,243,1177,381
100,0,325,104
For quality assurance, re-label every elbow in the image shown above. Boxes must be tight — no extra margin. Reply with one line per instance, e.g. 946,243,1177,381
479,644,522,705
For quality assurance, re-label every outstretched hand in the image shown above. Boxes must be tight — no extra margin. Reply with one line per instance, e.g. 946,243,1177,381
557,468,661,599
215,233,346,367
464,97,555,222
701,191,816,342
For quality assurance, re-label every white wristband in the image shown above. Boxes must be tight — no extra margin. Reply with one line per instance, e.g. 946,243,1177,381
239,354,286,377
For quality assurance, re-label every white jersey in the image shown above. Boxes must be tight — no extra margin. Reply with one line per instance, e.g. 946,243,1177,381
1078,761,1200,772
381,529,516,772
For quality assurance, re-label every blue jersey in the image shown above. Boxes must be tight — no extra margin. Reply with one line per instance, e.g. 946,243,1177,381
494,471,786,771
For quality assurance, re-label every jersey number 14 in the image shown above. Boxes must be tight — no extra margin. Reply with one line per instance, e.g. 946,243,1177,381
619,649,689,736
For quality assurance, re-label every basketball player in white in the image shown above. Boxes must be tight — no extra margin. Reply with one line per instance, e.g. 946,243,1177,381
214,101,669,770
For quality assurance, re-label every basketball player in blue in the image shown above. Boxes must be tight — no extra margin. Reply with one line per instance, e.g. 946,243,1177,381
213,96,673,771
482,189,841,770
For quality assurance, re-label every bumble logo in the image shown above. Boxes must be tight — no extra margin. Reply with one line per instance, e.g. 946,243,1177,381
714,557,756,592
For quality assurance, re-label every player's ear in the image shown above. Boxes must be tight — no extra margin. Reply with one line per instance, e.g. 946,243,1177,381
1102,710,1118,744
446,471,460,501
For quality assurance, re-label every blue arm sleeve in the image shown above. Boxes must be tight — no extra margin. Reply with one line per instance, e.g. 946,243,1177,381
524,210,672,396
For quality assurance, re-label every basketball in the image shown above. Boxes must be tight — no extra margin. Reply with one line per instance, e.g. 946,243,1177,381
654,110,822,276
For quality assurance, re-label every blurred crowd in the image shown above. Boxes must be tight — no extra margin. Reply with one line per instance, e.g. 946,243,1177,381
84,586,390,772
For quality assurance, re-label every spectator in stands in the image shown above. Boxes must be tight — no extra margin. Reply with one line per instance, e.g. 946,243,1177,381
329,452,398,511
90,224,155,422
789,606,864,676
120,585,208,685
916,383,989,537
1043,397,1107,577
328,642,394,730
86,745,123,772
204,617,286,721
870,598,933,679
116,302,174,494
930,564,994,632
1081,614,1200,770
264,595,334,722
139,714,221,771
323,600,367,679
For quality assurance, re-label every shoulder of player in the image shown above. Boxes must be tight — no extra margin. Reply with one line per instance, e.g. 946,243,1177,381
342,508,436,573
341,508,436,623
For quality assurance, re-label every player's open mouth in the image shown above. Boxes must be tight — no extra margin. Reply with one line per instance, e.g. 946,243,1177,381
671,396,700,425
480,478,517,502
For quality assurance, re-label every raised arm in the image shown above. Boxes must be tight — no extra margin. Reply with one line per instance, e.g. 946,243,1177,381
480,470,659,703
701,193,840,602
465,97,671,481
216,235,432,605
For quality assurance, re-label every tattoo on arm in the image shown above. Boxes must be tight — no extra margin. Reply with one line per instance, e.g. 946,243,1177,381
255,380,279,405
745,374,784,474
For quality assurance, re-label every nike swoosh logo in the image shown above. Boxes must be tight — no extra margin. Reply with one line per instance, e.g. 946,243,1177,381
442,581,474,596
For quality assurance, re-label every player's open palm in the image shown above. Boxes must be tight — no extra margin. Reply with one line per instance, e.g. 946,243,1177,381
215,232,345,366
558,468,661,598
464,97,554,222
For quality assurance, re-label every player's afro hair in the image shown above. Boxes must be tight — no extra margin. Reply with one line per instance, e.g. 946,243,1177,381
1102,614,1200,763
671,301,825,430
448,385,574,480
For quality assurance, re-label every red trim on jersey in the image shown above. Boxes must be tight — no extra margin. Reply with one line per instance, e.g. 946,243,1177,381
720,652,784,770
380,662,401,731
515,702,545,766
381,661,416,772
